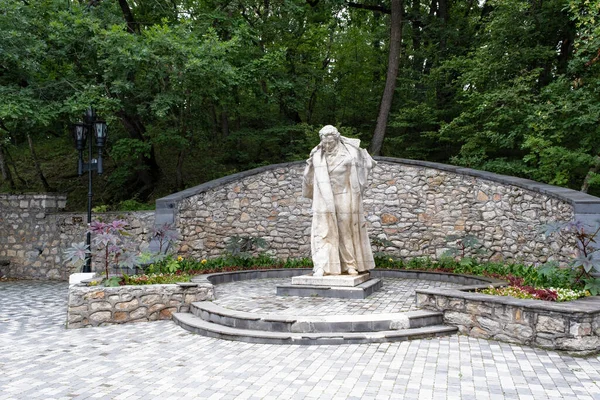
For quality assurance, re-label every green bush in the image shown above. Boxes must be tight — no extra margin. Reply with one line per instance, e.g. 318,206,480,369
374,255,581,291
137,253,585,295
122,273,191,285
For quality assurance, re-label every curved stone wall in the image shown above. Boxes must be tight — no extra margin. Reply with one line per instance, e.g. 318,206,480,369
157,158,600,264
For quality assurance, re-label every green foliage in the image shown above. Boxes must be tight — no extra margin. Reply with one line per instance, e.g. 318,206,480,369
104,276,123,287
371,237,395,258
117,199,154,211
543,219,600,291
1,0,599,204
480,285,590,302
152,257,180,274
584,277,600,296
282,257,313,269
115,251,588,299
225,235,268,258
121,273,191,285
92,200,153,212
374,254,583,291
443,234,484,259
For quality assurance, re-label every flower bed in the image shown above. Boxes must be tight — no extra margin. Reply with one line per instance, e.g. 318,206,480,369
480,285,590,302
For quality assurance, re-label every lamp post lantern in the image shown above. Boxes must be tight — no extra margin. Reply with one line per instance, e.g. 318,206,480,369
72,107,107,273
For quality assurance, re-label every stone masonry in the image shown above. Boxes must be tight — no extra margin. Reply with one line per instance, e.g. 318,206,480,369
0,193,153,280
4,158,600,280
172,160,577,265
67,282,214,328
416,288,600,355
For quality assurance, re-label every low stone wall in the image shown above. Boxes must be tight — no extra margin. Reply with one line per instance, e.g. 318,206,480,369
0,193,153,280
67,282,214,328
416,288,600,355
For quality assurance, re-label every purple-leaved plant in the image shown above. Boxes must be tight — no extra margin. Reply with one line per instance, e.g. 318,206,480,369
149,223,180,254
543,219,600,294
64,219,138,279
63,242,90,270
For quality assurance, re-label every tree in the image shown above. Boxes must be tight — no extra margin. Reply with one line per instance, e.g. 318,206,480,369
370,0,403,156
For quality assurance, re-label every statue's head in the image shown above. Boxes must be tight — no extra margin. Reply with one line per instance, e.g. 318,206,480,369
319,125,340,153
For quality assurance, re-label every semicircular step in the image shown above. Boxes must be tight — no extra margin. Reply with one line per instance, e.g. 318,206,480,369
189,301,445,333
173,312,457,345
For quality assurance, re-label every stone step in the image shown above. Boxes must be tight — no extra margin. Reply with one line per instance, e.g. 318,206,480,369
173,312,458,345
190,301,444,333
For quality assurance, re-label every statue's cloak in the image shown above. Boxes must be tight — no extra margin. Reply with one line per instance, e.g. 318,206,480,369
302,136,376,274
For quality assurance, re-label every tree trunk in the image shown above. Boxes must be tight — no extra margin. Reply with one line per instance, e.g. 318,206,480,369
557,19,576,74
410,0,423,72
581,156,600,193
175,149,185,191
421,0,438,76
221,110,229,139
116,110,161,200
0,145,15,189
5,148,26,185
26,132,52,192
410,0,426,101
369,0,403,156
438,0,449,53
118,0,139,34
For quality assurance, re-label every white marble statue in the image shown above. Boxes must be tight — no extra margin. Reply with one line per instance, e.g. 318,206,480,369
302,125,377,276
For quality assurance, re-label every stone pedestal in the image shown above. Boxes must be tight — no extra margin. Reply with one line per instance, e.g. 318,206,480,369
277,272,382,299
291,273,371,287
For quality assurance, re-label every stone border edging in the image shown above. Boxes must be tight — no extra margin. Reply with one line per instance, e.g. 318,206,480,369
416,287,600,314
189,267,503,288
191,268,312,285
370,268,506,288
190,301,444,332
173,312,458,345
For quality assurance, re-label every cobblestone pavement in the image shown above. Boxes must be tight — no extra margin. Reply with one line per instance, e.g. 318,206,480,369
214,278,463,315
3,281,600,399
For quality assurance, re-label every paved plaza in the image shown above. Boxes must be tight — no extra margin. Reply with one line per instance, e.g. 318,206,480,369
213,278,463,315
3,280,600,399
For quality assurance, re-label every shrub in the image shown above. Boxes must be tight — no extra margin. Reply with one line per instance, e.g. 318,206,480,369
64,219,138,279
122,273,191,285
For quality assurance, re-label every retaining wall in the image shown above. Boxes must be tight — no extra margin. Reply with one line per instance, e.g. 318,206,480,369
66,268,600,355
0,193,152,280
157,158,600,265
4,158,600,280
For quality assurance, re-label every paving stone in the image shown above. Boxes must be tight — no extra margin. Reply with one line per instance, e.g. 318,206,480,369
3,280,600,399
214,277,463,315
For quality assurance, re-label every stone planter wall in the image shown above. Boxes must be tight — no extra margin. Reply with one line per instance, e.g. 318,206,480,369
416,288,600,355
67,282,214,328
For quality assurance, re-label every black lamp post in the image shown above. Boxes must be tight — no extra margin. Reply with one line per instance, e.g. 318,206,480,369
72,107,107,273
